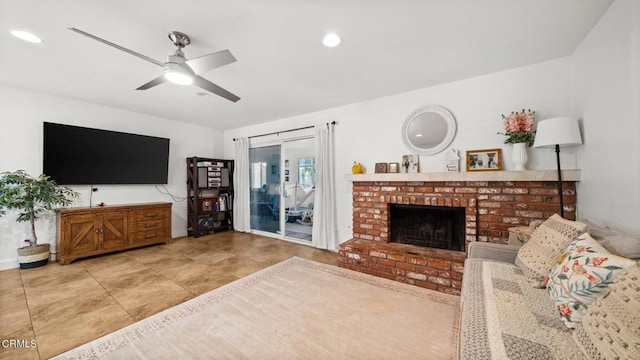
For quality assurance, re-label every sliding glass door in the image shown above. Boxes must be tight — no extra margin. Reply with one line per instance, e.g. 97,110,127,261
249,145,281,235
283,139,314,242
248,138,315,242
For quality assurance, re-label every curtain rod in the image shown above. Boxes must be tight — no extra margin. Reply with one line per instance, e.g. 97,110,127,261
233,121,336,141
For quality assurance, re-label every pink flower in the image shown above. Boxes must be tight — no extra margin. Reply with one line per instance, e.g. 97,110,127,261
503,111,534,133
499,109,536,146
557,303,573,319
592,257,608,267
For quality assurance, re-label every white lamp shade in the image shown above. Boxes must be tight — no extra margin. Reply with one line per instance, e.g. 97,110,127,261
533,117,582,148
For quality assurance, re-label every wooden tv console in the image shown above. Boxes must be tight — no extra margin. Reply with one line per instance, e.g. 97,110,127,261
57,202,172,265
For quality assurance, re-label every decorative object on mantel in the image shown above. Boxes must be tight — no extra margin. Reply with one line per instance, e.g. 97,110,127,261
466,148,503,172
401,105,457,156
374,163,388,173
401,154,419,173
444,149,460,172
0,170,79,268
351,161,363,174
388,162,399,173
533,117,582,218
498,109,536,171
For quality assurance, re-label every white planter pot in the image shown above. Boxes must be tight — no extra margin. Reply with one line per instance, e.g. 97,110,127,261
511,143,528,171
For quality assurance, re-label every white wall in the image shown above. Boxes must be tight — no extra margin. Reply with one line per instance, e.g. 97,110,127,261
0,84,223,269
571,0,640,235
225,58,575,246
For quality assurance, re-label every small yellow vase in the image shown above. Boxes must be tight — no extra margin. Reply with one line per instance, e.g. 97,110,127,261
351,161,363,174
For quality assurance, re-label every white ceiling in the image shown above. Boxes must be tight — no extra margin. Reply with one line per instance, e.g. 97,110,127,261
0,0,613,130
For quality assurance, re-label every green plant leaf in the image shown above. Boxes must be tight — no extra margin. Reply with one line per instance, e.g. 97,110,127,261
604,266,623,271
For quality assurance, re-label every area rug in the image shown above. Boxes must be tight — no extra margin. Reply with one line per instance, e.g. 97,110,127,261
53,257,460,359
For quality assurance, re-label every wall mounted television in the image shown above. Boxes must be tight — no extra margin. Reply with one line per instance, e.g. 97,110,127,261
43,122,170,185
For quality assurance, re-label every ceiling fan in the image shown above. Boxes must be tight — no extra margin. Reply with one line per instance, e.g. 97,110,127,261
69,28,240,102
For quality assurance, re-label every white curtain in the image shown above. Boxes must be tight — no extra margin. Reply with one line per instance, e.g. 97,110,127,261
312,123,338,250
233,137,251,232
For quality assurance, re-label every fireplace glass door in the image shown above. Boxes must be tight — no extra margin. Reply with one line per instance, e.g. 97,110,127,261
390,204,465,252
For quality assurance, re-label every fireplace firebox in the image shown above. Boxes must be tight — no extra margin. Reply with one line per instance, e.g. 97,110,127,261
390,204,465,252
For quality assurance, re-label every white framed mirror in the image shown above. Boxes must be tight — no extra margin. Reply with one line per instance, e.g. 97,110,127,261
401,105,457,155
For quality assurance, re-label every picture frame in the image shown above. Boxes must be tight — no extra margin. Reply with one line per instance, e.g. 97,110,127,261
466,148,503,171
285,176,290,182
388,162,399,173
401,154,419,173
374,162,388,173
285,170,289,175
285,159,289,168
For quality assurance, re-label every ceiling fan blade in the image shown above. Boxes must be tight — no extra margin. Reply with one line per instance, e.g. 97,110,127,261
69,27,163,67
136,76,166,90
186,50,237,75
193,76,240,102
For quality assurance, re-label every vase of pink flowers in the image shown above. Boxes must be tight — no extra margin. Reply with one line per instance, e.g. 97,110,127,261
498,109,536,171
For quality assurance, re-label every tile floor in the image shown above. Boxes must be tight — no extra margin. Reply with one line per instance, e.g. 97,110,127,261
0,231,337,359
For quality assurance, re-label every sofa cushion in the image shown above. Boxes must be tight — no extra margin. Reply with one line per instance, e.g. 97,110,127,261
460,258,587,360
572,263,640,360
582,218,640,260
546,233,636,328
515,214,587,287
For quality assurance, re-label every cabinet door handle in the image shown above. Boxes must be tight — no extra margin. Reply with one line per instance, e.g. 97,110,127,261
145,213,158,217
146,233,156,239
144,222,156,228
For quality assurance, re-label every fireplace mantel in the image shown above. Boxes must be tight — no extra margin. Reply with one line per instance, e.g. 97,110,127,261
345,169,580,182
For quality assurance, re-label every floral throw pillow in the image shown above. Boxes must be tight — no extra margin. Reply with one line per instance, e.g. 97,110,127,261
546,233,636,328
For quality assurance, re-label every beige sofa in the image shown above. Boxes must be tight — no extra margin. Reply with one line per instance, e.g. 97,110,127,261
459,216,639,359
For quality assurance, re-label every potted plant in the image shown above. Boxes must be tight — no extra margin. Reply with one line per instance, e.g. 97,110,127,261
498,109,537,171
0,170,79,268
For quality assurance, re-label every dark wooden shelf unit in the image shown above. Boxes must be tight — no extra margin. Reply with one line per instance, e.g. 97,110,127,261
57,202,172,264
187,157,234,237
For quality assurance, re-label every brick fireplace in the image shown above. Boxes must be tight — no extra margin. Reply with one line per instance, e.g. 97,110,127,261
338,171,579,295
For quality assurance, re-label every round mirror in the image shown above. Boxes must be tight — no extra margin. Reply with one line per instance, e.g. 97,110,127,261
401,105,456,155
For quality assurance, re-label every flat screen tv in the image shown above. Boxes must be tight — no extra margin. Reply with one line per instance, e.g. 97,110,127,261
43,122,170,185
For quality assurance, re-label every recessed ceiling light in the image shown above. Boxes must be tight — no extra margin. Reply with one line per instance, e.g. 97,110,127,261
196,92,210,97
10,30,43,43
322,33,341,47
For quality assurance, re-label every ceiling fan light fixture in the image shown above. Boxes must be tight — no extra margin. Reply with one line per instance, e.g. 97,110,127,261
164,70,193,85
164,62,194,85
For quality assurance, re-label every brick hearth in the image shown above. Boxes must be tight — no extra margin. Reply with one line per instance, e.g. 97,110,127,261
338,178,577,295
